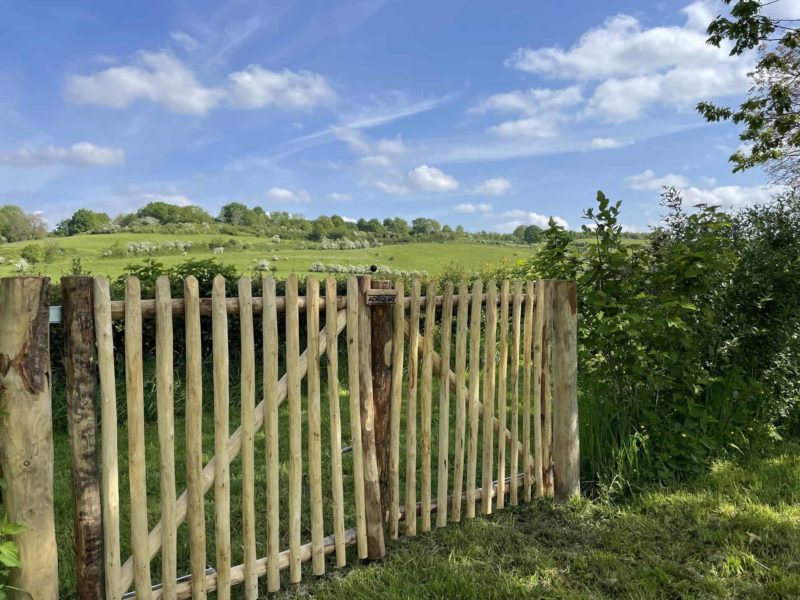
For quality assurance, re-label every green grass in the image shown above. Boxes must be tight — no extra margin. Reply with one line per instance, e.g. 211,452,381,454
51,393,800,599
278,444,800,599
0,233,528,280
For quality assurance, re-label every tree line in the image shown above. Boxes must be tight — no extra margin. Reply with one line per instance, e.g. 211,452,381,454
48,200,647,245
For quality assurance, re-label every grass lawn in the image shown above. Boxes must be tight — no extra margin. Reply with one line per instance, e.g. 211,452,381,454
0,234,529,280
284,444,800,599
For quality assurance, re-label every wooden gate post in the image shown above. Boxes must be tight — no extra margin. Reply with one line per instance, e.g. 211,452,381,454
356,276,386,559
0,277,58,599
367,278,393,517
63,276,105,599
552,281,580,500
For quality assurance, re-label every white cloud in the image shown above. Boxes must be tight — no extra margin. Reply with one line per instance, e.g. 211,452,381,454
375,181,410,195
682,184,781,209
625,168,783,209
375,136,407,155
496,210,569,231
170,31,200,52
471,86,582,116
471,177,511,196
66,52,225,115
266,187,311,203
66,51,332,115
407,165,459,192
359,155,393,168
505,2,751,122
625,169,689,190
488,117,559,139
589,137,623,149
454,202,493,214
472,86,581,139
328,192,352,202
227,66,334,110
0,142,126,167
331,126,372,154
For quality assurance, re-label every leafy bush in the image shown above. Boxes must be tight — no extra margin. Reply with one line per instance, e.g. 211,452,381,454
19,244,43,264
496,189,800,490
0,407,23,597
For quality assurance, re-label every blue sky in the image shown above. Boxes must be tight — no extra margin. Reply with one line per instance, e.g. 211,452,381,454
0,0,786,232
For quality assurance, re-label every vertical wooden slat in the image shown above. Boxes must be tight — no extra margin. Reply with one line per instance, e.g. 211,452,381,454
0,277,58,600
183,276,206,599
481,281,497,515
532,281,545,498
94,277,121,599
306,277,325,575
523,280,535,502
552,281,580,500
124,277,152,599
510,281,523,506
450,280,469,522
62,276,104,599
285,274,303,582
357,277,386,559
466,279,483,519
539,281,555,497
388,279,405,539
155,276,177,599
346,276,368,558
496,280,510,510
238,277,257,599
262,277,281,592
436,282,454,528
325,277,347,565
420,281,435,532
212,275,232,599
404,279,421,537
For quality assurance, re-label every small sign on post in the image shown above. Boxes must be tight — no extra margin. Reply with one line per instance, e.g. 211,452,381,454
365,289,398,305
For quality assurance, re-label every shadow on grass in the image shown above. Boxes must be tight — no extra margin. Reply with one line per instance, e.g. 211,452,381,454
280,445,800,600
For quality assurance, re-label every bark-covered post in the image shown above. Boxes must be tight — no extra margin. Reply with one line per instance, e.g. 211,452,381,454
0,277,58,599
356,275,386,559
63,276,105,599
368,278,393,518
552,280,580,500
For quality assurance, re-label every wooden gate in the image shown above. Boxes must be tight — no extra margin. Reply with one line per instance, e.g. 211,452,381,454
0,274,578,599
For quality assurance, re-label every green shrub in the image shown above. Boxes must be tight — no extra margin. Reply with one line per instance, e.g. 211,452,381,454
19,244,43,264
495,189,800,491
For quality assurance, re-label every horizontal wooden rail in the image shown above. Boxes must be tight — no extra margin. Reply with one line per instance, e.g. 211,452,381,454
107,292,530,320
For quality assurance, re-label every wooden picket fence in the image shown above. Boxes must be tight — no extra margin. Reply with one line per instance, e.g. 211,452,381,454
0,274,578,600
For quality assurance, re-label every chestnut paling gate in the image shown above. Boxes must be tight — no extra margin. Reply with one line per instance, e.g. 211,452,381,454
0,275,578,600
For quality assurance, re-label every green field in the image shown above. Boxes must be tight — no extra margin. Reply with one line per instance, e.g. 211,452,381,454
0,233,531,280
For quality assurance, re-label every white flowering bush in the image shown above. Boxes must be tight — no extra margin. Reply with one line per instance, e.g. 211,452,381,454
255,259,271,271
271,235,281,243
318,237,381,250
14,258,29,273
309,263,427,278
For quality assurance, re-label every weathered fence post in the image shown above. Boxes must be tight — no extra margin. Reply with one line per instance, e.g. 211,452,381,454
0,277,58,599
368,278,393,518
552,280,580,500
63,276,105,599
357,275,386,559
